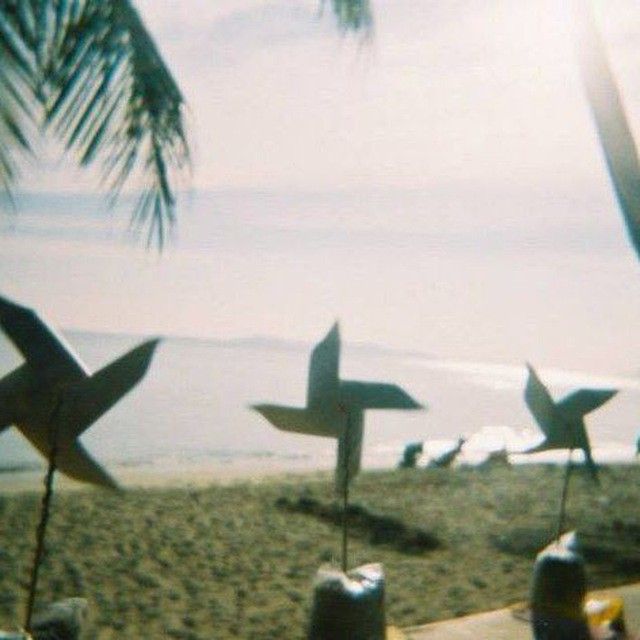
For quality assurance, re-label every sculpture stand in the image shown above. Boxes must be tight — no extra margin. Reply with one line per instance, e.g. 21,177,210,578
530,533,589,640
556,448,574,541
24,396,63,633
340,410,351,573
308,563,386,640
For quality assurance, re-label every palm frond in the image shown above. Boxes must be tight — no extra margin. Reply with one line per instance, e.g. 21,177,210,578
0,0,187,247
573,0,640,260
44,0,189,248
0,1,38,199
323,0,373,37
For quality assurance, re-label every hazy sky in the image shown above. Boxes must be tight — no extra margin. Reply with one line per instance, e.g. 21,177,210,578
2,0,640,374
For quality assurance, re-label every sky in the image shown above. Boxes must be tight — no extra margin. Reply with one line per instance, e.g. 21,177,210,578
2,0,640,374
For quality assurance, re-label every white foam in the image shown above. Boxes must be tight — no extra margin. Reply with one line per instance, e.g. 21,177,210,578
405,358,640,393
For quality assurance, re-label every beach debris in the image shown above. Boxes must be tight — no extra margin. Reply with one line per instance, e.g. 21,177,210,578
531,531,590,639
251,323,424,493
308,563,386,640
427,437,465,469
398,442,423,468
522,364,617,481
0,294,160,489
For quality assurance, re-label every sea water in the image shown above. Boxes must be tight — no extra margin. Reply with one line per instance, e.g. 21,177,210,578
0,330,639,479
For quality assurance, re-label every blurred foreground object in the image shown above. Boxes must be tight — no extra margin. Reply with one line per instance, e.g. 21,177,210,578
0,293,160,488
308,563,385,640
573,0,640,261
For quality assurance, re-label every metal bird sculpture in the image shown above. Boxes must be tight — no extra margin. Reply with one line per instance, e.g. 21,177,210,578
523,363,617,540
0,294,160,489
252,322,423,572
252,323,423,492
428,437,466,469
523,363,616,481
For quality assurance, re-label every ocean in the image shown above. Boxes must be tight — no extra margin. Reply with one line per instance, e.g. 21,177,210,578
1,330,639,483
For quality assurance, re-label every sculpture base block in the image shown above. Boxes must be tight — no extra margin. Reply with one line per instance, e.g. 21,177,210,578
308,563,386,640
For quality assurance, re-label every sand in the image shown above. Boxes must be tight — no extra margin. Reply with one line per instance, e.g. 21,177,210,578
1,463,639,638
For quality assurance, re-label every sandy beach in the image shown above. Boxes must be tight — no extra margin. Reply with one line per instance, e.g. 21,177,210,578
1,463,640,638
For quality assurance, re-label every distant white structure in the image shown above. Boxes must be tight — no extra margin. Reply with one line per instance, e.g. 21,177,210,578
0,294,159,488
252,323,423,491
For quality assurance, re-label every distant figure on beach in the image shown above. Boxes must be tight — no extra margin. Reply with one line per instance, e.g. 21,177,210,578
398,442,423,469
428,437,465,469
522,364,617,482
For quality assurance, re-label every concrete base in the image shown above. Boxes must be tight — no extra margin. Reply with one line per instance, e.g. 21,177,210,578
404,584,640,639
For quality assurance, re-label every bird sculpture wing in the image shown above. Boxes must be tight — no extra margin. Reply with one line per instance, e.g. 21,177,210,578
524,364,560,440
557,389,617,421
307,323,340,409
0,294,86,377
340,380,423,410
54,439,119,489
251,405,341,438
58,339,160,440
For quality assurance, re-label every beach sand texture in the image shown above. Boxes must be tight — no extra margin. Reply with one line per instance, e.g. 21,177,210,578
1,464,640,638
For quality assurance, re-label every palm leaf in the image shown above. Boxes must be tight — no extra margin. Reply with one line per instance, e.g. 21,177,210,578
0,1,38,198
573,0,640,260
0,0,188,247
44,0,189,249
322,0,373,37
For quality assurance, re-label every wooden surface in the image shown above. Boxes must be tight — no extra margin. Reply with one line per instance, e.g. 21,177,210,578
403,583,640,639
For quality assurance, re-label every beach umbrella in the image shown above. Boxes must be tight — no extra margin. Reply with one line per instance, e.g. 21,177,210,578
0,293,160,631
522,363,616,538
252,322,423,571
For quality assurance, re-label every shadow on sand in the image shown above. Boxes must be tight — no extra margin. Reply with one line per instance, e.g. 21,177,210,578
275,495,441,554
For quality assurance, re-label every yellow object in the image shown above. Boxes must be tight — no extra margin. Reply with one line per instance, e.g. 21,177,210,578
584,595,625,628
387,626,408,640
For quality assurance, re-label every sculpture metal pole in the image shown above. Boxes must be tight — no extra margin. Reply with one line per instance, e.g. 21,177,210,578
24,394,64,632
556,448,574,541
341,408,351,573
